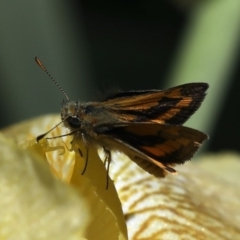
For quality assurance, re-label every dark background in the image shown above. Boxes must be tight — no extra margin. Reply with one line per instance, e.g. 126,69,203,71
0,1,239,153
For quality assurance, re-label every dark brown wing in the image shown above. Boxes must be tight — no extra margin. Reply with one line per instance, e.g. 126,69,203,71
102,82,208,125
97,123,208,177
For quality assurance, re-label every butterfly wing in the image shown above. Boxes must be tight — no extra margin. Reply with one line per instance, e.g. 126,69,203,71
102,82,208,125
96,123,208,177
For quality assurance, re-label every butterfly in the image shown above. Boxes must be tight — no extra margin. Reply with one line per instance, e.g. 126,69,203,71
36,57,208,178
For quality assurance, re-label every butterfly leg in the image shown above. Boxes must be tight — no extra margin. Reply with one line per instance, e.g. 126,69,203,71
80,147,89,175
103,147,111,189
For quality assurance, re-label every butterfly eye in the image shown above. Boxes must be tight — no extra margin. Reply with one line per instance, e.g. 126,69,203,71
67,116,81,129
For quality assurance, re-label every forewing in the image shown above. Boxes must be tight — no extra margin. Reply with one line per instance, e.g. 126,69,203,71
102,82,208,125
97,123,208,177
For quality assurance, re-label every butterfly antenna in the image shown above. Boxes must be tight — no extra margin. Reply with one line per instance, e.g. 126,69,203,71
35,57,69,101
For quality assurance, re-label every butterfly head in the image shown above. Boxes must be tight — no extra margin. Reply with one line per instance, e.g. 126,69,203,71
61,101,82,130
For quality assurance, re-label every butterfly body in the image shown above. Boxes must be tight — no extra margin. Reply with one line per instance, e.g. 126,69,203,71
60,82,208,177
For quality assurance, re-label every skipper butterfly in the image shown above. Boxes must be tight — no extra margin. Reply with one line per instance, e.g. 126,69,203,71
36,57,208,178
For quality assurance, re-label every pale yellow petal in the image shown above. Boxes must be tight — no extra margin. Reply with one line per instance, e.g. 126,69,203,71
70,137,127,240
0,133,90,239
109,152,240,240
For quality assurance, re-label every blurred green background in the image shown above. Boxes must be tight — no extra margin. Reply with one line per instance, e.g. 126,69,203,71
0,1,240,153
